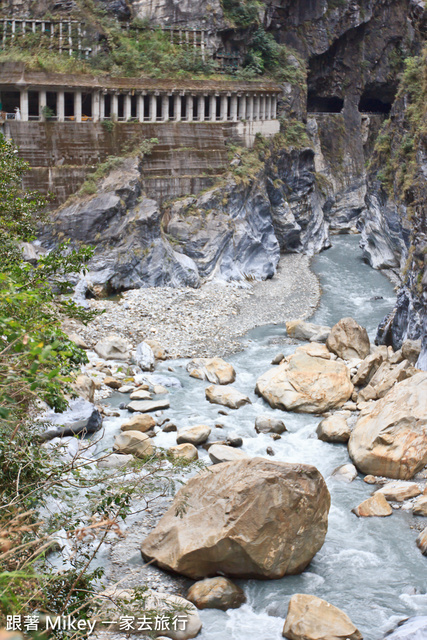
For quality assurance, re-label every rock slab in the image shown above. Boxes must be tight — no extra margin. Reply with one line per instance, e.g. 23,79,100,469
282,593,362,640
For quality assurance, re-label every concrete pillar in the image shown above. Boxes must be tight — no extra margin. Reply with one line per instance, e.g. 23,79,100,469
253,95,260,120
100,93,105,121
174,94,181,122
124,93,132,121
230,94,238,122
161,94,169,121
265,95,271,120
150,94,157,122
187,95,193,122
220,95,227,121
238,95,246,120
246,96,254,121
137,94,144,122
74,91,82,122
92,91,100,122
57,90,64,122
39,90,46,120
272,96,277,119
198,95,205,121
259,95,265,120
20,89,29,121
210,95,216,121
111,93,118,120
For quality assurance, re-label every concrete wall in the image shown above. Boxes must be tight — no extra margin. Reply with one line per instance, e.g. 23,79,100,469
2,119,278,204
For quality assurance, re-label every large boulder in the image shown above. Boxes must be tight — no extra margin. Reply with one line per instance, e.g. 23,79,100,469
255,414,287,434
140,458,330,579
352,347,388,386
282,594,362,640
386,617,427,640
168,444,198,462
120,414,156,433
205,385,251,409
186,577,246,611
39,399,102,441
113,431,154,457
326,317,370,360
134,341,155,372
127,399,170,413
94,335,131,361
348,372,427,479
255,350,353,414
187,358,236,385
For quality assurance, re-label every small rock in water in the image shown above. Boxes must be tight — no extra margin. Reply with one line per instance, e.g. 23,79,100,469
271,353,284,365
225,434,243,448
162,422,177,433
266,447,275,456
352,493,393,517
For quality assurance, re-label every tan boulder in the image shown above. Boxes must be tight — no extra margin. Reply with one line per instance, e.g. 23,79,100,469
348,372,427,479
352,493,392,517
205,385,251,409
127,399,170,413
208,444,249,464
98,588,202,640
412,496,427,516
374,481,421,502
326,317,370,360
416,527,427,554
94,335,131,361
168,443,198,462
187,577,246,611
286,320,331,342
177,425,211,446
331,464,358,483
255,414,287,434
120,414,156,433
369,360,414,398
145,339,167,360
187,358,236,385
282,594,362,640
113,431,154,458
255,351,353,414
401,339,422,365
129,389,152,401
358,384,378,402
104,376,122,389
296,343,331,359
72,374,95,403
352,348,388,386
316,415,350,443
140,458,330,579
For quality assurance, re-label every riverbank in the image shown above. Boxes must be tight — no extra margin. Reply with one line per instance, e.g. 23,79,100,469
65,253,320,359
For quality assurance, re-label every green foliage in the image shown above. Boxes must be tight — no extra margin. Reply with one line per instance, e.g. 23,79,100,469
221,0,262,27
41,105,56,119
278,118,311,149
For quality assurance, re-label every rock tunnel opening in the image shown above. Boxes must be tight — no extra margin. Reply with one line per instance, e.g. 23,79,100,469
358,84,396,114
307,93,344,113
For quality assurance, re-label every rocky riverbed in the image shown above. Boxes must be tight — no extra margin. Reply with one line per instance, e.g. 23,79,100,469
64,253,320,359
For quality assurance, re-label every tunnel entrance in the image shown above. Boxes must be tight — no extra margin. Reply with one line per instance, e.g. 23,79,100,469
307,93,344,113
358,95,392,114
358,84,396,114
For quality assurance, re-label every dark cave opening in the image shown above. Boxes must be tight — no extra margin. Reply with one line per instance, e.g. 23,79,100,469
307,93,344,113
358,95,392,114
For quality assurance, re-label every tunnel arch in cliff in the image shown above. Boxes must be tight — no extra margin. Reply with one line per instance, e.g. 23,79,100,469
358,83,397,114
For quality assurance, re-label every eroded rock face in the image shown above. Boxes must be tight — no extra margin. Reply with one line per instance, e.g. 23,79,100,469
282,594,362,640
255,350,353,413
348,372,427,479
140,458,330,579
326,317,370,360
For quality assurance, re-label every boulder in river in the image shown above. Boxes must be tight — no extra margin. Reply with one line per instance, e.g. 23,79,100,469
374,482,421,502
285,320,331,342
417,528,427,555
255,350,353,413
412,496,427,516
94,335,132,361
316,415,350,443
97,453,134,469
127,399,170,413
255,414,287,434
187,358,236,385
326,317,370,360
282,593,362,640
331,464,358,483
187,577,246,611
208,444,249,464
134,341,155,372
385,617,427,640
39,399,102,441
177,425,211,446
140,457,330,579
168,444,199,462
120,414,156,433
348,372,427,479
352,493,392,517
113,431,154,458
205,385,251,409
